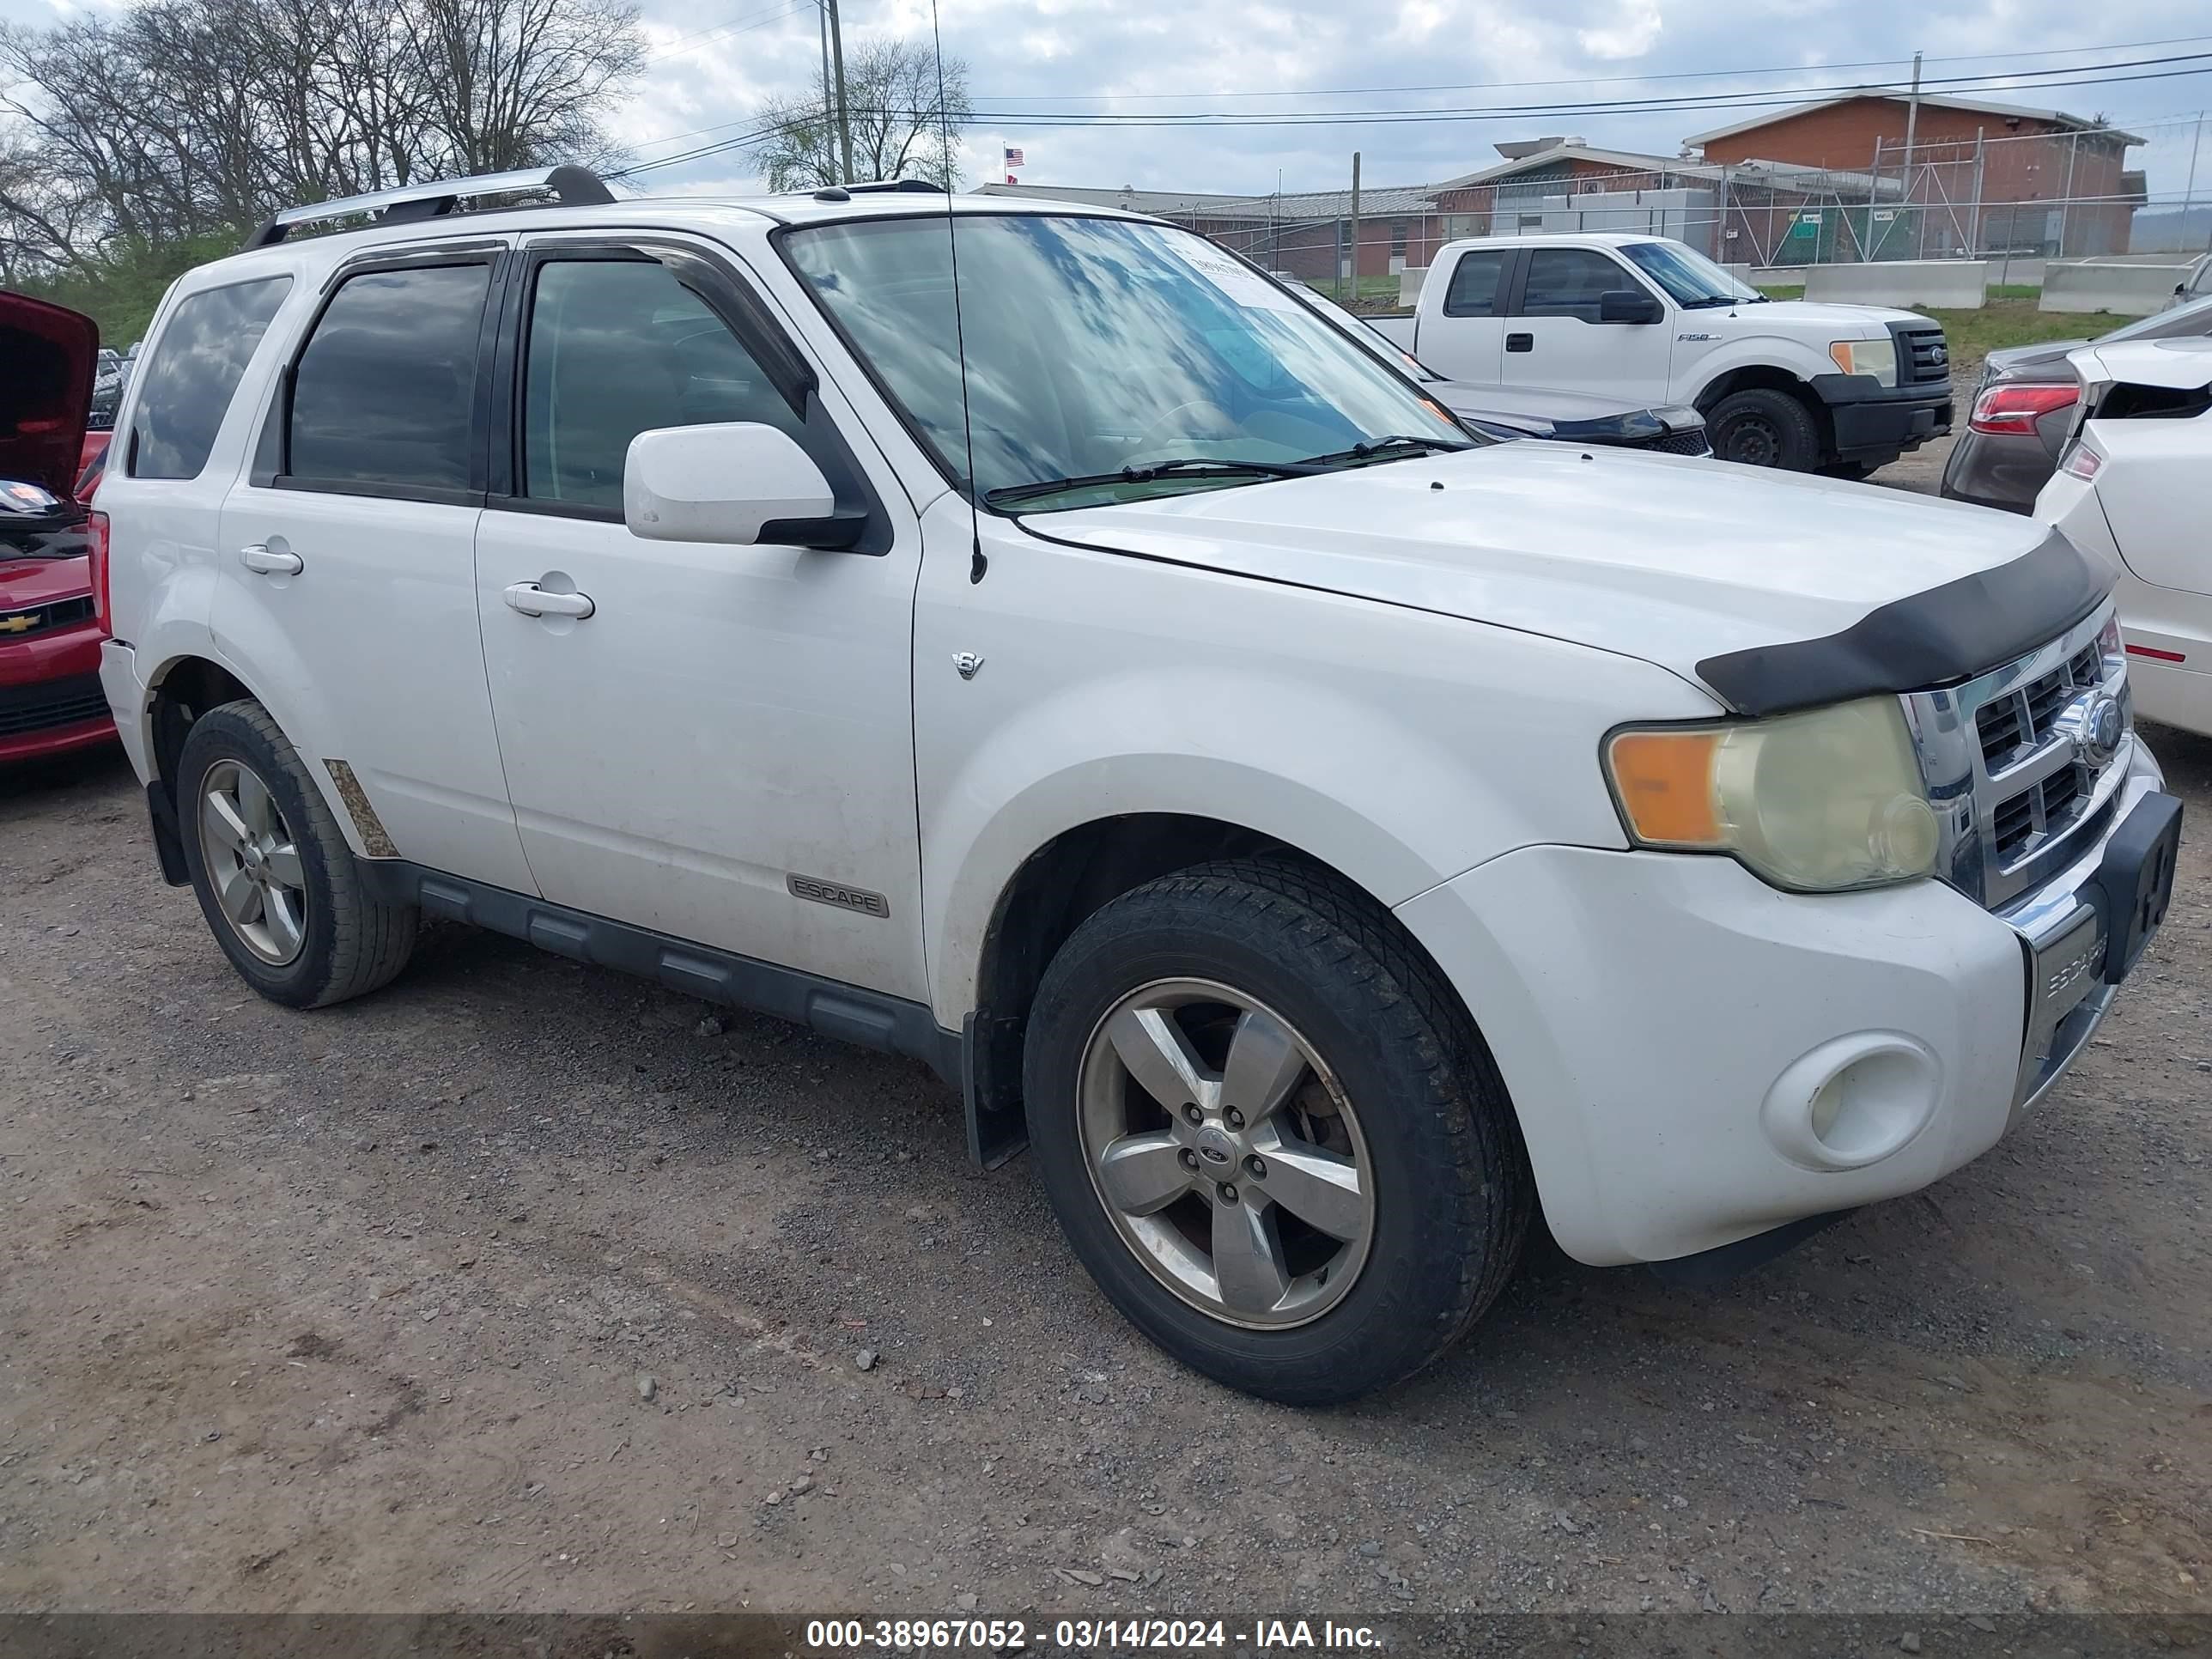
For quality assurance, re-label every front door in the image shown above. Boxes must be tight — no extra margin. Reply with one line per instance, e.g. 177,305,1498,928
472,240,927,1001
1498,245,1674,403
213,249,537,895
1417,246,1513,384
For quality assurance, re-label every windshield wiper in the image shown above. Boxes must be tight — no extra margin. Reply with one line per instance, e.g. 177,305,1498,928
1297,434,1473,468
983,457,1320,508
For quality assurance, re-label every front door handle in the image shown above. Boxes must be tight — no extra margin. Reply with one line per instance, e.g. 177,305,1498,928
1505,332,1534,353
240,544,303,575
503,581,595,620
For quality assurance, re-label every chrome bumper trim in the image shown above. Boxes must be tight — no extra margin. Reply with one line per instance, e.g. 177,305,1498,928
2002,736,2166,1115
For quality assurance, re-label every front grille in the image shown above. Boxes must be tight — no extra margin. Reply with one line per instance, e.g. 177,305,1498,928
1643,429,1712,457
0,593,95,641
1992,765,2087,866
1974,642,2106,772
0,672,110,738
1903,605,2127,912
1897,325,1950,386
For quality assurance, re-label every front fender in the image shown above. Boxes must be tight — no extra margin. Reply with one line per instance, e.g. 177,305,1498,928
915,506,1722,1029
1680,337,1833,406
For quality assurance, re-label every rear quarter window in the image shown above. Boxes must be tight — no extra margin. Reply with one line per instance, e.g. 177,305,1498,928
285,263,489,493
127,276,293,481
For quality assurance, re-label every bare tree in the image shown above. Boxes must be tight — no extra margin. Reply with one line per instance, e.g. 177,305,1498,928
753,35,969,192
0,0,644,282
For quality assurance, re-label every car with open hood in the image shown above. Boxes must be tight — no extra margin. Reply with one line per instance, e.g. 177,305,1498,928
1,289,113,763
94,173,2178,1404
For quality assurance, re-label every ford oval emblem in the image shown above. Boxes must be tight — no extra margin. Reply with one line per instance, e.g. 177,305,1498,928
2081,694,2124,764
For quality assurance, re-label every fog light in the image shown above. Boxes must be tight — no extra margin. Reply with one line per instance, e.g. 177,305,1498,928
1761,1033,1942,1171
1808,1075,1846,1145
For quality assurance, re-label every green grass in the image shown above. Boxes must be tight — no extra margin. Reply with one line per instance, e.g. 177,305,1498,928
1923,301,2112,378
1297,275,1407,309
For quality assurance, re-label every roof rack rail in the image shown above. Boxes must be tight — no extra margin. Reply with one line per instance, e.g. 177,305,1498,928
240,166,616,252
842,178,950,195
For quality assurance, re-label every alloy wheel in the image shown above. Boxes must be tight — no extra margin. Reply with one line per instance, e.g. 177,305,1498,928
198,758,308,965
1076,978,1375,1329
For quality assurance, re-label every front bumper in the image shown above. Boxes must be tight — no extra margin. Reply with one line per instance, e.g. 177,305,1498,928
0,623,114,764
1395,739,2172,1267
1809,374,1955,461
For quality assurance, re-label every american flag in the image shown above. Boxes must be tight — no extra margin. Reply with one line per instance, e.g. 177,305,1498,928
1003,146,1024,167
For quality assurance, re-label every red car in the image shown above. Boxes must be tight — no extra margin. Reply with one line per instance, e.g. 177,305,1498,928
2,290,113,764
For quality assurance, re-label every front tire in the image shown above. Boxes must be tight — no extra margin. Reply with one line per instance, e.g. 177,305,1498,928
1706,386,1820,470
177,699,417,1008
1023,860,1531,1404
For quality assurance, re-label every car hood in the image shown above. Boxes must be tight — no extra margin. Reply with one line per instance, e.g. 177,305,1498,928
1428,379,1704,442
1028,444,2057,706
0,291,98,497
1696,298,1929,336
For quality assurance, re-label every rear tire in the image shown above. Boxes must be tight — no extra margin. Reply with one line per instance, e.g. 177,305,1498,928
1022,858,1531,1405
1706,386,1820,471
177,699,417,1008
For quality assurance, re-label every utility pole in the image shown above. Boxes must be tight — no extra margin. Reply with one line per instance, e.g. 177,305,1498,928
817,0,836,187
1900,49,1923,255
1344,151,1361,304
2057,130,2079,259
2185,112,2206,252
825,0,854,185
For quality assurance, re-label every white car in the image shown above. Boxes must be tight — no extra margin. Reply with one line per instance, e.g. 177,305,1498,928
93,171,2179,1404
1370,233,1953,474
2037,336,2212,738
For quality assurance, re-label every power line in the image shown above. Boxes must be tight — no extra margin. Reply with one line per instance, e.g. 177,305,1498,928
641,0,812,66
619,36,2212,167
615,53,2212,176
970,33,2212,103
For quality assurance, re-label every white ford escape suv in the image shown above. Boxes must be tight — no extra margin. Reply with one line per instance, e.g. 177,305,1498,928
92,169,2180,1404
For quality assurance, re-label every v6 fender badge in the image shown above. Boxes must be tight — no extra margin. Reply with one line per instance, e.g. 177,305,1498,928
953,652,985,681
787,873,891,919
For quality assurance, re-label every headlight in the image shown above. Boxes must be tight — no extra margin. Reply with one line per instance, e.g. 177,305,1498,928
1827,338,1899,386
1603,696,1939,892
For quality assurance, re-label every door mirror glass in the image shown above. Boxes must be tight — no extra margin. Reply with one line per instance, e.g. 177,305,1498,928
623,422,836,545
1599,289,1662,325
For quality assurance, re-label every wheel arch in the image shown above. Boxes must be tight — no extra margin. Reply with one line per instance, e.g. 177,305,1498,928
959,809,1480,1166
1693,366,1834,459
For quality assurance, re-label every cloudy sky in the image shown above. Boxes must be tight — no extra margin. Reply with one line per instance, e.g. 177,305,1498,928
7,0,2212,204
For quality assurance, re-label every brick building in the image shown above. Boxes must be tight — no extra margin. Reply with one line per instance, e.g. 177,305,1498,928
1686,94,2142,257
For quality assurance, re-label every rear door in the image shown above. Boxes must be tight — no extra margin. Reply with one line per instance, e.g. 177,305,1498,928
1413,247,1513,384
470,234,928,1000
212,244,536,893
1499,245,1673,401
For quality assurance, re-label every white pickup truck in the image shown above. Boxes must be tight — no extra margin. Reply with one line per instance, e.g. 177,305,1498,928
1373,232,1954,474
95,174,2175,1405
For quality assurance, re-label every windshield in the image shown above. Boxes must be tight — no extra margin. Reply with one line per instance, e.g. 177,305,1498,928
784,213,1467,510
2099,291,2212,345
1619,240,1763,307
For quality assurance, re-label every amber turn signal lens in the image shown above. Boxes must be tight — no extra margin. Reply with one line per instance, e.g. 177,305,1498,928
1605,729,1724,847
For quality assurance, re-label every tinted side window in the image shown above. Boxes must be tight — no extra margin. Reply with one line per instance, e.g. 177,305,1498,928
521,259,805,511
127,276,291,480
1442,250,1509,317
288,264,489,491
1520,248,1639,321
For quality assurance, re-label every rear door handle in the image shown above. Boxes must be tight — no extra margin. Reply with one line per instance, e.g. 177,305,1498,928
1505,332,1534,353
239,544,303,575
503,581,595,620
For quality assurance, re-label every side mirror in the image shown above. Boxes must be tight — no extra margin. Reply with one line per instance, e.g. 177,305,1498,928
624,422,855,548
1599,289,1662,325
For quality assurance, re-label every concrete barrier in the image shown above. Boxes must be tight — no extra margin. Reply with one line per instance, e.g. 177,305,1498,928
2040,260,2191,316
1803,260,1990,309
1398,267,1427,307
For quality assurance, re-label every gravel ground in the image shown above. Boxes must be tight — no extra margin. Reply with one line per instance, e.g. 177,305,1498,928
3,593,2208,1628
